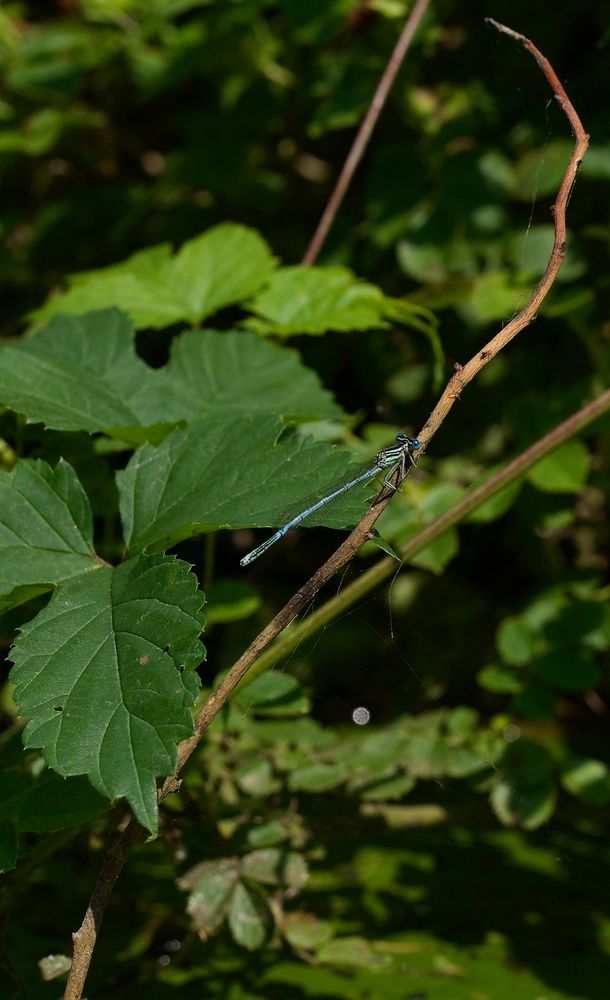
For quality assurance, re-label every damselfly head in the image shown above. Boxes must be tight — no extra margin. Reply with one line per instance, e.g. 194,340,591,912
395,432,421,450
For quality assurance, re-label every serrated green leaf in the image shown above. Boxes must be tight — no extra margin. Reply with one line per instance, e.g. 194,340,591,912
9,554,205,834
33,224,277,329
166,326,341,424
118,415,380,554
228,881,273,950
0,458,97,613
244,265,390,335
0,310,183,439
32,244,179,330
167,224,278,324
0,311,340,441
378,296,443,387
527,440,589,493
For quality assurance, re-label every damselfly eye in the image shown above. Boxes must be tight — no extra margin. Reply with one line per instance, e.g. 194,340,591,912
395,432,420,449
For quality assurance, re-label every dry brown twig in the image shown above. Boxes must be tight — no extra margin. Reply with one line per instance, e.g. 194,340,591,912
420,18,589,445
64,19,589,1000
302,0,433,265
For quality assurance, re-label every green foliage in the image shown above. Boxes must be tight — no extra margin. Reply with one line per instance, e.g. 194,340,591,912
245,264,436,339
0,1,608,998
526,440,590,493
478,580,610,724
31,226,436,346
10,554,204,833
179,848,308,951
117,413,381,552
0,458,96,612
0,761,108,873
32,224,278,329
0,309,341,441
561,756,610,805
